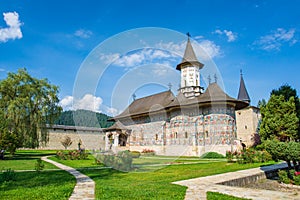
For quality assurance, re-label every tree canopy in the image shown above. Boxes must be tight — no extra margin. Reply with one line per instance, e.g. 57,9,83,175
0,69,62,154
55,109,114,128
260,94,299,141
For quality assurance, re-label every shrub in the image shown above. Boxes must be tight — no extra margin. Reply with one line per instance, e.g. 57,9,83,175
35,159,45,172
142,149,155,156
56,150,88,160
95,150,133,172
226,150,235,162
293,174,300,185
229,148,273,164
201,152,225,159
130,151,141,158
0,168,16,182
278,170,290,184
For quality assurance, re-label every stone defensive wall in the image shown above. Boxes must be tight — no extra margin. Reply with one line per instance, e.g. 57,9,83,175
39,125,106,150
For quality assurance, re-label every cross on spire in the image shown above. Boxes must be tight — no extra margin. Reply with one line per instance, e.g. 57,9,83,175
132,93,136,101
214,73,218,83
208,75,211,84
186,32,191,38
168,83,172,91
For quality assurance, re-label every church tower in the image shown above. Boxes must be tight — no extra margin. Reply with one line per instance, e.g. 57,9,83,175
176,34,204,98
237,71,251,103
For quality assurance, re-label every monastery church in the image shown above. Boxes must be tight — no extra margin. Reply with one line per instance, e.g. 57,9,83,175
103,36,261,156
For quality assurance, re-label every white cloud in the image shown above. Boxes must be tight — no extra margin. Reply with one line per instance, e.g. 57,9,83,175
99,53,120,64
59,94,120,116
195,40,221,60
254,28,296,51
156,39,221,61
99,49,174,68
0,12,23,43
60,94,102,112
214,29,237,42
98,37,220,69
104,107,119,116
74,29,93,39
59,95,74,111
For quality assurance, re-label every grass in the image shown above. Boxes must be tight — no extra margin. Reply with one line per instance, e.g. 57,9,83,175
0,150,277,200
77,159,276,199
0,150,77,200
133,155,224,165
0,170,76,200
207,192,250,200
50,154,104,169
1,150,58,170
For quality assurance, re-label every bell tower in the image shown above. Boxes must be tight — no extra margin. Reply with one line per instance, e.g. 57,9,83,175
176,33,204,98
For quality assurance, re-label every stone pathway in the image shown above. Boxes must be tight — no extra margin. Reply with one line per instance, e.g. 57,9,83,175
173,163,300,200
41,156,95,200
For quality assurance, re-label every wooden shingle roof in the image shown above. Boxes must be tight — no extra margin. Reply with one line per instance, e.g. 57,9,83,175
113,83,249,121
114,90,175,119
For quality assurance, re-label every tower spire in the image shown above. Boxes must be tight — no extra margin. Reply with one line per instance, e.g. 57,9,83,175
176,33,204,98
237,70,250,104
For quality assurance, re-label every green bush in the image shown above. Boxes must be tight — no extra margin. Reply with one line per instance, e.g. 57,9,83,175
0,168,16,182
130,151,141,158
35,159,45,172
95,150,133,172
229,149,273,164
278,170,290,184
141,149,155,156
293,174,300,185
201,152,225,159
56,150,88,160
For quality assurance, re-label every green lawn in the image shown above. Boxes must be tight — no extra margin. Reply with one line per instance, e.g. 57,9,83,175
207,192,250,200
50,154,104,169
0,150,76,200
77,160,276,199
0,150,277,200
1,150,58,170
0,170,76,200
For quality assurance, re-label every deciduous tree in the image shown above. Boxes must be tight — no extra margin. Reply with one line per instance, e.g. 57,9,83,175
0,69,62,154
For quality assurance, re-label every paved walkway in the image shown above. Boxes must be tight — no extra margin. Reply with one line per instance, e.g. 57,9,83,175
173,163,300,200
41,156,95,200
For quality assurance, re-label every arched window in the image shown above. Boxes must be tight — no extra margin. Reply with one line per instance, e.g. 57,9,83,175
185,132,188,138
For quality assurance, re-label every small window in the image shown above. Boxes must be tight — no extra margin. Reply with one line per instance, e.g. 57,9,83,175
155,134,158,141
175,132,178,139
245,125,247,129
185,132,188,138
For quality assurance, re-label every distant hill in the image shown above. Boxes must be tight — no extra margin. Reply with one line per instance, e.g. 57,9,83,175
55,109,114,128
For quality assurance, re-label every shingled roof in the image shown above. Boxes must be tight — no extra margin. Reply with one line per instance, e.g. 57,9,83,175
112,83,249,121
167,83,249,109
237,73,251,103
114,90,175,119
176,37,204,70
103,121,129,132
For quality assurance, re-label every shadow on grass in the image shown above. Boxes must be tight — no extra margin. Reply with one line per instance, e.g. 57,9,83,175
3,151,56,160
0,170,75,192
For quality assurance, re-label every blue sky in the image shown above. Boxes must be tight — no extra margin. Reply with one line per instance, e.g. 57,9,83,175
1,0,300,116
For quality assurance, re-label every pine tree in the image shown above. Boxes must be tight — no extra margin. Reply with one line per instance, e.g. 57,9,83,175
260,95,299,141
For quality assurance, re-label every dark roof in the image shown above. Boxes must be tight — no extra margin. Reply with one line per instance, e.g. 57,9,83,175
176,37,204,70
47,124,102,132
114,90,175,119
103,121,129,132
113,83,249,121
237,74,251,103
167,83,249,109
